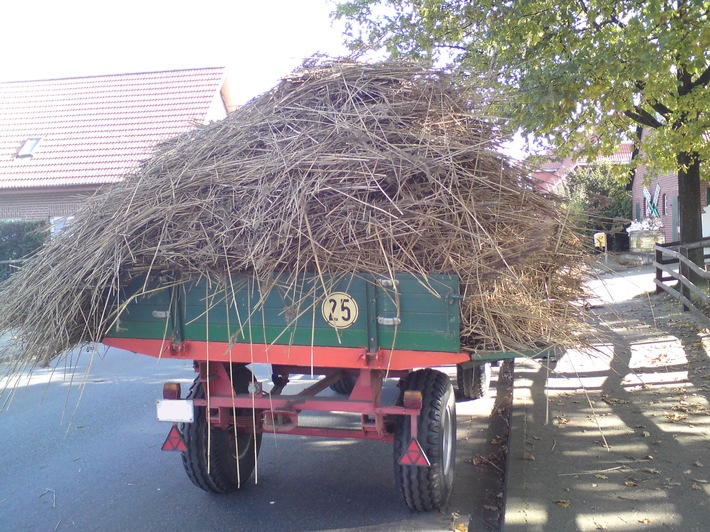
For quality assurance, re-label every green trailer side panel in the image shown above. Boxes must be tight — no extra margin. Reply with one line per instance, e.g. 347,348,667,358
108,273,460,352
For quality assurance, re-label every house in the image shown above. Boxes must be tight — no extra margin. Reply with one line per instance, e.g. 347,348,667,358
531,143,634,194
630,165,710,244
0,67,237,225
533,143,710,245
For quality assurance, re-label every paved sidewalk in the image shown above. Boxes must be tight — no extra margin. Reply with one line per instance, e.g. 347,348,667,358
504,262,710,531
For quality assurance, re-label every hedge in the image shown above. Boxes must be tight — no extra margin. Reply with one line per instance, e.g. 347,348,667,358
0,221,49,282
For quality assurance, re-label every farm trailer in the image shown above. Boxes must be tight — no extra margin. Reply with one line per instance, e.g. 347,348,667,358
102,271,545,511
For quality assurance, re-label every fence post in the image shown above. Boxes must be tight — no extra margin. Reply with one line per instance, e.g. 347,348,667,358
680,245,690,312
655,246,663,295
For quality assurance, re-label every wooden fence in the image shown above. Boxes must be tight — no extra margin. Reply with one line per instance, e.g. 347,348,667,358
654,237,710,327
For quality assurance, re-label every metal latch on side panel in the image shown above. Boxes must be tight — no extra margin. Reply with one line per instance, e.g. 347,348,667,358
446,293,465,304
376,277,400,326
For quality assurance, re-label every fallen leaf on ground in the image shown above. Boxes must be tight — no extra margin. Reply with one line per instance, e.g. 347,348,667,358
638,518,652,524
471,453,499,467
692,483,703,491
624,480,638,487
595,474,608,479
641,468,660,475
555,500,571,507
523,452,536,461
673,403,707,414
694,461,704,467
602,395,629,405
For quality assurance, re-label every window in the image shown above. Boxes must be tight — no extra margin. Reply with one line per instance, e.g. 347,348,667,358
16,137,42,158
662,194,667,216
50,216,73,237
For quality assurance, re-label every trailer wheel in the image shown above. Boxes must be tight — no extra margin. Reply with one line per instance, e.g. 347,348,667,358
456,362,491,399
180,369,262,493
394,368,456,511
329,374,357,395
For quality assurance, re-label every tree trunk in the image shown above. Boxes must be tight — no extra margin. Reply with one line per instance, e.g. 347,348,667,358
678,151,702,244
677,151,703,281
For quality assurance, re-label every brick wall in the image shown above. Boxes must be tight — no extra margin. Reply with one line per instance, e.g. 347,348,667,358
0,187,96,221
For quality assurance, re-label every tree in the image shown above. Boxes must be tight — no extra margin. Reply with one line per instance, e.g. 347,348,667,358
335,0,710,255
558,163,632,250
0,220,48,282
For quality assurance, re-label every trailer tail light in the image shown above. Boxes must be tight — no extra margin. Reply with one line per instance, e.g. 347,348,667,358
163,382,181,400
402,390,422,410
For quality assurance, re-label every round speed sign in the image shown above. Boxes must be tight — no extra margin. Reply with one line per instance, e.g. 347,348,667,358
321,292,359,330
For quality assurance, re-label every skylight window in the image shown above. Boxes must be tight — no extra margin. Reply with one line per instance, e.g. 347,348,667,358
16,137,42,158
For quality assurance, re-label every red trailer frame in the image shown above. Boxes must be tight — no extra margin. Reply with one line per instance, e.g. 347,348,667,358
103,336,470,442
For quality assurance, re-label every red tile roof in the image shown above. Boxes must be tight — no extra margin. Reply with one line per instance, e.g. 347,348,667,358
531,143,634,192
0,67,228,189
597,142,633,164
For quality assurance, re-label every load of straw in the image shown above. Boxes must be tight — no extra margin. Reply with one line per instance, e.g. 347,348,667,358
0,60,584,370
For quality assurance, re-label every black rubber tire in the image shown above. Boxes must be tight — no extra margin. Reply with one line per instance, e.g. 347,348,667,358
180,366,262,493
456,362,491,400
393,368,456,511
329,374,357,395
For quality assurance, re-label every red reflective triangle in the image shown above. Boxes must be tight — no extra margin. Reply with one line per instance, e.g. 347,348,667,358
162,425,187,452
398,438,430,467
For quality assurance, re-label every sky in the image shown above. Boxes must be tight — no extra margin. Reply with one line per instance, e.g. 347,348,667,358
0,0,526,157
0,0,349,105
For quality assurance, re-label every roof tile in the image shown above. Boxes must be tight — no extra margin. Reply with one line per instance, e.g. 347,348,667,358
0,67,227,189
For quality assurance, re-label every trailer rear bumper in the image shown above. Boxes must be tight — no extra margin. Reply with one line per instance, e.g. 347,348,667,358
155,363,422,443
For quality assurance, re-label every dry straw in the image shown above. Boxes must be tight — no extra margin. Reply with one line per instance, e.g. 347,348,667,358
0,60,585,373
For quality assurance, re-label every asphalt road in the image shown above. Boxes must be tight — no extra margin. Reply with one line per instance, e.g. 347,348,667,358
0,347,506,531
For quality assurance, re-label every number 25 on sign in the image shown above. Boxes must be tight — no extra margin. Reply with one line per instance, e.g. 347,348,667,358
321,292,359,329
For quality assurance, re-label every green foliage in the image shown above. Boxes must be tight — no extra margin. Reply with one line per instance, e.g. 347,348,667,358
0,220,48,261
334,0,710,171
559,163,632,237
0,220,48,282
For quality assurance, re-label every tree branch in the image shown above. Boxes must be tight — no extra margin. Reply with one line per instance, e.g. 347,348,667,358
635,80,673,118
624,108,663,128
436,43,469,52
690,64,710,90
677,62,694,96
650,101,673,118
